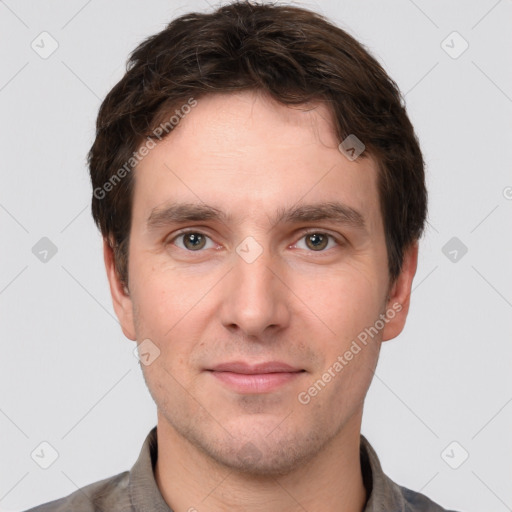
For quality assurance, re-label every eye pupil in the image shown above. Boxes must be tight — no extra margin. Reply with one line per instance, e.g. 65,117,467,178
184,233,206,250
306,233,328,251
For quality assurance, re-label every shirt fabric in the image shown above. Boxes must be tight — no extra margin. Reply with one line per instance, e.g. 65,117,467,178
25,426,458,512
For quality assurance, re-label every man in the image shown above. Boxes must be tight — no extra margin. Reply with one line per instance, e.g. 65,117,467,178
26,1,460,511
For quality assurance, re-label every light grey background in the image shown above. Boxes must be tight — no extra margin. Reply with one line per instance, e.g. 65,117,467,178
1,1,511,511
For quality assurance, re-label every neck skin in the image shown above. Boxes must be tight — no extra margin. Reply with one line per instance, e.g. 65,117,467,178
154,409,368,512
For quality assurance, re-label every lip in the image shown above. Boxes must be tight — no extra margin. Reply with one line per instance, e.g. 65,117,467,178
209,361,303,374
206,361,305,393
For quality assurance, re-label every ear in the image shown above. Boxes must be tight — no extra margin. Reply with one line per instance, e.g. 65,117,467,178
103,237,137,341
381,242,419,342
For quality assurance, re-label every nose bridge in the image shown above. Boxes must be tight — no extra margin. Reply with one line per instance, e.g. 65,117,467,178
220,237,289,335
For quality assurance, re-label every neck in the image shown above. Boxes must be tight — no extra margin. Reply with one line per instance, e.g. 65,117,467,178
154,411,367,512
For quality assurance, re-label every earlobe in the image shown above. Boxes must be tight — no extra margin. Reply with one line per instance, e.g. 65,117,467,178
381,242,419,342
103,237,137,341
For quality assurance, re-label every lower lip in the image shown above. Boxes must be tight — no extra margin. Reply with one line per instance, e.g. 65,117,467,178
208,371,303,393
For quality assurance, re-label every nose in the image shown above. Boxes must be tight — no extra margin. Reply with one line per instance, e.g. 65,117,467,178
219,242,291,339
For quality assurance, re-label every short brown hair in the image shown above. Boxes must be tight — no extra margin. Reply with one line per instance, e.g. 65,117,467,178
88,1,427,288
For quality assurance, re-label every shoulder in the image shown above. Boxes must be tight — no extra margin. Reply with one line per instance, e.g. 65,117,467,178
22,470,132,512
359,434,462,512
400,484,461,512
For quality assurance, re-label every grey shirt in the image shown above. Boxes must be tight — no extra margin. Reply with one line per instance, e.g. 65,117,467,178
24,426,458,512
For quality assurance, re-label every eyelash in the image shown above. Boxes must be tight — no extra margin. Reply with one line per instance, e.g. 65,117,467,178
168,229,343,253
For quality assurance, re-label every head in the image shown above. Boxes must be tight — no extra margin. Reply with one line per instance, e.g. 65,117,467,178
89,1,426,476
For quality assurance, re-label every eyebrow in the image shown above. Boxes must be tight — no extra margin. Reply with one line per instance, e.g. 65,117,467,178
146,203,228,230
146,201,366,232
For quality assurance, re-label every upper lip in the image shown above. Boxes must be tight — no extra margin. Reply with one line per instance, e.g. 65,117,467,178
208,361,304,374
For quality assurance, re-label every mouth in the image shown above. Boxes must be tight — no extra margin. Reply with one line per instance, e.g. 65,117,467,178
206,361,306,393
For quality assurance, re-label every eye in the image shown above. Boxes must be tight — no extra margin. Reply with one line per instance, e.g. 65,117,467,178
294,232,339,252
172,231,215,251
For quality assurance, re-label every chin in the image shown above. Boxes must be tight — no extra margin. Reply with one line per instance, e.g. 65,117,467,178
212,441,313,477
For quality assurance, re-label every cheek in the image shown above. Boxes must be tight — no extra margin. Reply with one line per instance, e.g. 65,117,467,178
130,258,213,373
132,276,199,397
294,264,385,335
130,254,205,336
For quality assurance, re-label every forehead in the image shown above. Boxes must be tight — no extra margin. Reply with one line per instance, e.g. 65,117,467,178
133,90,382,234
166,90,344,160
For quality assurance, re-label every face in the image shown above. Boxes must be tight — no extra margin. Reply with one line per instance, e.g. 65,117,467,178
105,90,417,476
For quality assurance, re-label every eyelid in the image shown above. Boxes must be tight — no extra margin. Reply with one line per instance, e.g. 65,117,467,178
295,227,343,240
